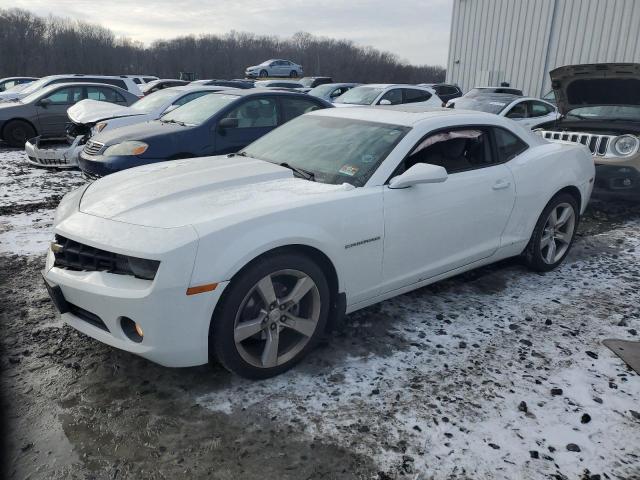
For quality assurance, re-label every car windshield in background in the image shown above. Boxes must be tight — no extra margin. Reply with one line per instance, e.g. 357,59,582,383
241,115,410,187
160,93,237,126
16,77,50,95
452,97,509,114
130,89,179,111
566,105,640,121
466,87,523,96
309,84,336,96
299,78,316,87
20,86,58,104
334,86,383,105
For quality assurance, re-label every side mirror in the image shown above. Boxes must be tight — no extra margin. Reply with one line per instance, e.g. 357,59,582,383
389,163,448,189
38,98,51,108
379,99,392,105
217,117,239,134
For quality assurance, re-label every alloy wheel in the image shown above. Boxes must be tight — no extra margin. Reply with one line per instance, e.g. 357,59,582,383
233,269,321,369
540,202,576,264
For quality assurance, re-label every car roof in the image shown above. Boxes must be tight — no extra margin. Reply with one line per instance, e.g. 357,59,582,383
41,74,133,81
166,85,234,93
34,82,134,95
355,84,432,90
309,105,499,126
209,88,312,98
459,93,522,102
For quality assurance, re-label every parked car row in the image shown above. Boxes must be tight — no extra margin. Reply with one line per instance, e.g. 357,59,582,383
21,61,639,379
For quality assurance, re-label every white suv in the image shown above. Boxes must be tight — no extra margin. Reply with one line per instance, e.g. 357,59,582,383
0,74,143,101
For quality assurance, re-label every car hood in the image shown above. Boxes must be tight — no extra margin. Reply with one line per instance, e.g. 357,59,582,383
550,63,640,115
79,155,354,228
91,119,184,146
68,99,145,125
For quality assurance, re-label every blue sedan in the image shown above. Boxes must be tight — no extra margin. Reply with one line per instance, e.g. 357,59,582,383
78,89,332,178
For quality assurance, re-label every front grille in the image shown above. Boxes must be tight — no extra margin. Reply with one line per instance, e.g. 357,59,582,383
537,130,615,156
28,155,70,166
83,140,104,156
68,303,109,331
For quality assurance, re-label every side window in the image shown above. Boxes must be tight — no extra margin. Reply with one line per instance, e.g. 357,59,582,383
133,78,141,84
506,102,528,119
403,128,494,174
86,86,125,103
379,89,402,105
280,98,323,123
223,98,278,128
143,77,157,83
402,88,432,103
172,91,210,107
494,128,528,162
330,87,347,98
530,101,553,117
43,86,83,104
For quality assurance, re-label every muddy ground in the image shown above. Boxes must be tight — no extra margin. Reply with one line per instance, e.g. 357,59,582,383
1,146,640,480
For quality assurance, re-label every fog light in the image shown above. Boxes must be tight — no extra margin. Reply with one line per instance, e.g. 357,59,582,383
623,178,632,187
121,317,143,343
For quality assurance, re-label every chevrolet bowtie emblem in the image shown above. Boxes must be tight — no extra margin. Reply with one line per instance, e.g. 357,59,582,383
50,242,64,253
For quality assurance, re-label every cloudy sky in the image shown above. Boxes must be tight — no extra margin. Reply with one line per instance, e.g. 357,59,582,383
10,0,453,66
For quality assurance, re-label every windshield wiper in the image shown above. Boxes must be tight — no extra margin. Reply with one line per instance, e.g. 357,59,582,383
228,151,248,158
278,162,315,181
161,118,188,126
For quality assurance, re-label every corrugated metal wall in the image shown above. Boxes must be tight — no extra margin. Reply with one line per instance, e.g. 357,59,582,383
446,0,640,97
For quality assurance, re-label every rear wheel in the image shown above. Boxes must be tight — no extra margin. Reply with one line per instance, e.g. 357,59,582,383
289,70,299,78
3,120,36,148
210,252,330,379
523,193,579,272
259,70,268,78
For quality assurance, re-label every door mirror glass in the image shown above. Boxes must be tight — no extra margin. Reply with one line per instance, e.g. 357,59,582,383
218,117,239,131
389,163,448,189
379,99,392,105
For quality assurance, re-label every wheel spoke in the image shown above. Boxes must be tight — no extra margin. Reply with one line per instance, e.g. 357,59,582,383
256,275,277,306
261,328,279,368
554,231,571,244
234,317,265,342
282,276,315,305
545,239,557,263
541,233,553,249
548,208,558,227
283,313,317,337
556,207,572,227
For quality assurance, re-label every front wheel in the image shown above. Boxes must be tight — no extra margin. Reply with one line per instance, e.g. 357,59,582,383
259,69,268,78
3,119,36,148
523,193,579,272
289,70,299,78
210,252,330,379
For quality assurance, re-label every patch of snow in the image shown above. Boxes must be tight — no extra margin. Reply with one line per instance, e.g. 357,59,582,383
0,209,53,256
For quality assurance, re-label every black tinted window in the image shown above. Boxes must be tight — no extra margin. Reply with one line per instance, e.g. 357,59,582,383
403,89,432,103
280,97,323,123
379,89,402,105
494,128,528,162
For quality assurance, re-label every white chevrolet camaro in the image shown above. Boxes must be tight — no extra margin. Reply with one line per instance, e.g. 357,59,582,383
44,106,595,378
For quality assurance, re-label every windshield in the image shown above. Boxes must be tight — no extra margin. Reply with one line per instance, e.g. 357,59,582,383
131,89,178,112
466,87,522,97
334,86,383,105
299,78,316,87
451,97,509,114
309,84,336,97
241,115,410,187
566,105,640,121
259,60,273,66
160,93,237,126
16,77,52,96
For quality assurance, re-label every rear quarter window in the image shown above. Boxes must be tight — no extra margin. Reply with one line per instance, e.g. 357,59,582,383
494,127,528,162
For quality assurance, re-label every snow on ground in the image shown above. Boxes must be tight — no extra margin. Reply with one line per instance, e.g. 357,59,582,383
198,222,640,480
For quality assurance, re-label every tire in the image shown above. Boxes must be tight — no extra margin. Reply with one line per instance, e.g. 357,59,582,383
259,70,268,78
289,70,299,78
210,252,330,379
523,192,579,272
3,120,36,148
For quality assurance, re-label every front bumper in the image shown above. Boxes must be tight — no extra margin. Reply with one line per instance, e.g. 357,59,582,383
43,212,226,367
25,136,83,169
593,164,640,199
78,152,156,178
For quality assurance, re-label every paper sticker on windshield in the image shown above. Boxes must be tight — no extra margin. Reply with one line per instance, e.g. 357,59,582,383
489,101,506,106
339,165,359,176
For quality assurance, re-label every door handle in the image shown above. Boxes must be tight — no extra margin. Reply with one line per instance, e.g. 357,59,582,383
492,179,511,190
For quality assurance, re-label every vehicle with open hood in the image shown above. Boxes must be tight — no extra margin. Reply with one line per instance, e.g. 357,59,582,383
25,85,232,169
536,63,640,199
44,106,593,378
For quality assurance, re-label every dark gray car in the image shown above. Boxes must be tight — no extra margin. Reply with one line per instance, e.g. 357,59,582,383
0,82,139,147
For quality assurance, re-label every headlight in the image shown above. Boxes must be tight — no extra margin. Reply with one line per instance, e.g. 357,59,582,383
95,122,108,133
103,141,148,156
612,135,639,156
127,257,160,280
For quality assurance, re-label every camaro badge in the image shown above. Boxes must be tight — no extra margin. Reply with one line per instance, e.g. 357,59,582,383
344,236,381,249
50,242,64,253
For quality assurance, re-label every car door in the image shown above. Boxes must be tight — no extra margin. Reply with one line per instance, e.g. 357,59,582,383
212,96,279,155
35,86,84,136
381,126,516,292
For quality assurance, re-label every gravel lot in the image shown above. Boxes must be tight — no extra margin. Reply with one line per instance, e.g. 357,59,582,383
1,146,640,480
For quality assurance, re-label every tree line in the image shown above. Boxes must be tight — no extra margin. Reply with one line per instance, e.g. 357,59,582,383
0,8,446,84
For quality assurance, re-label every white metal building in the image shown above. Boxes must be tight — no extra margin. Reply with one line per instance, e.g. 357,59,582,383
446,0,640,97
